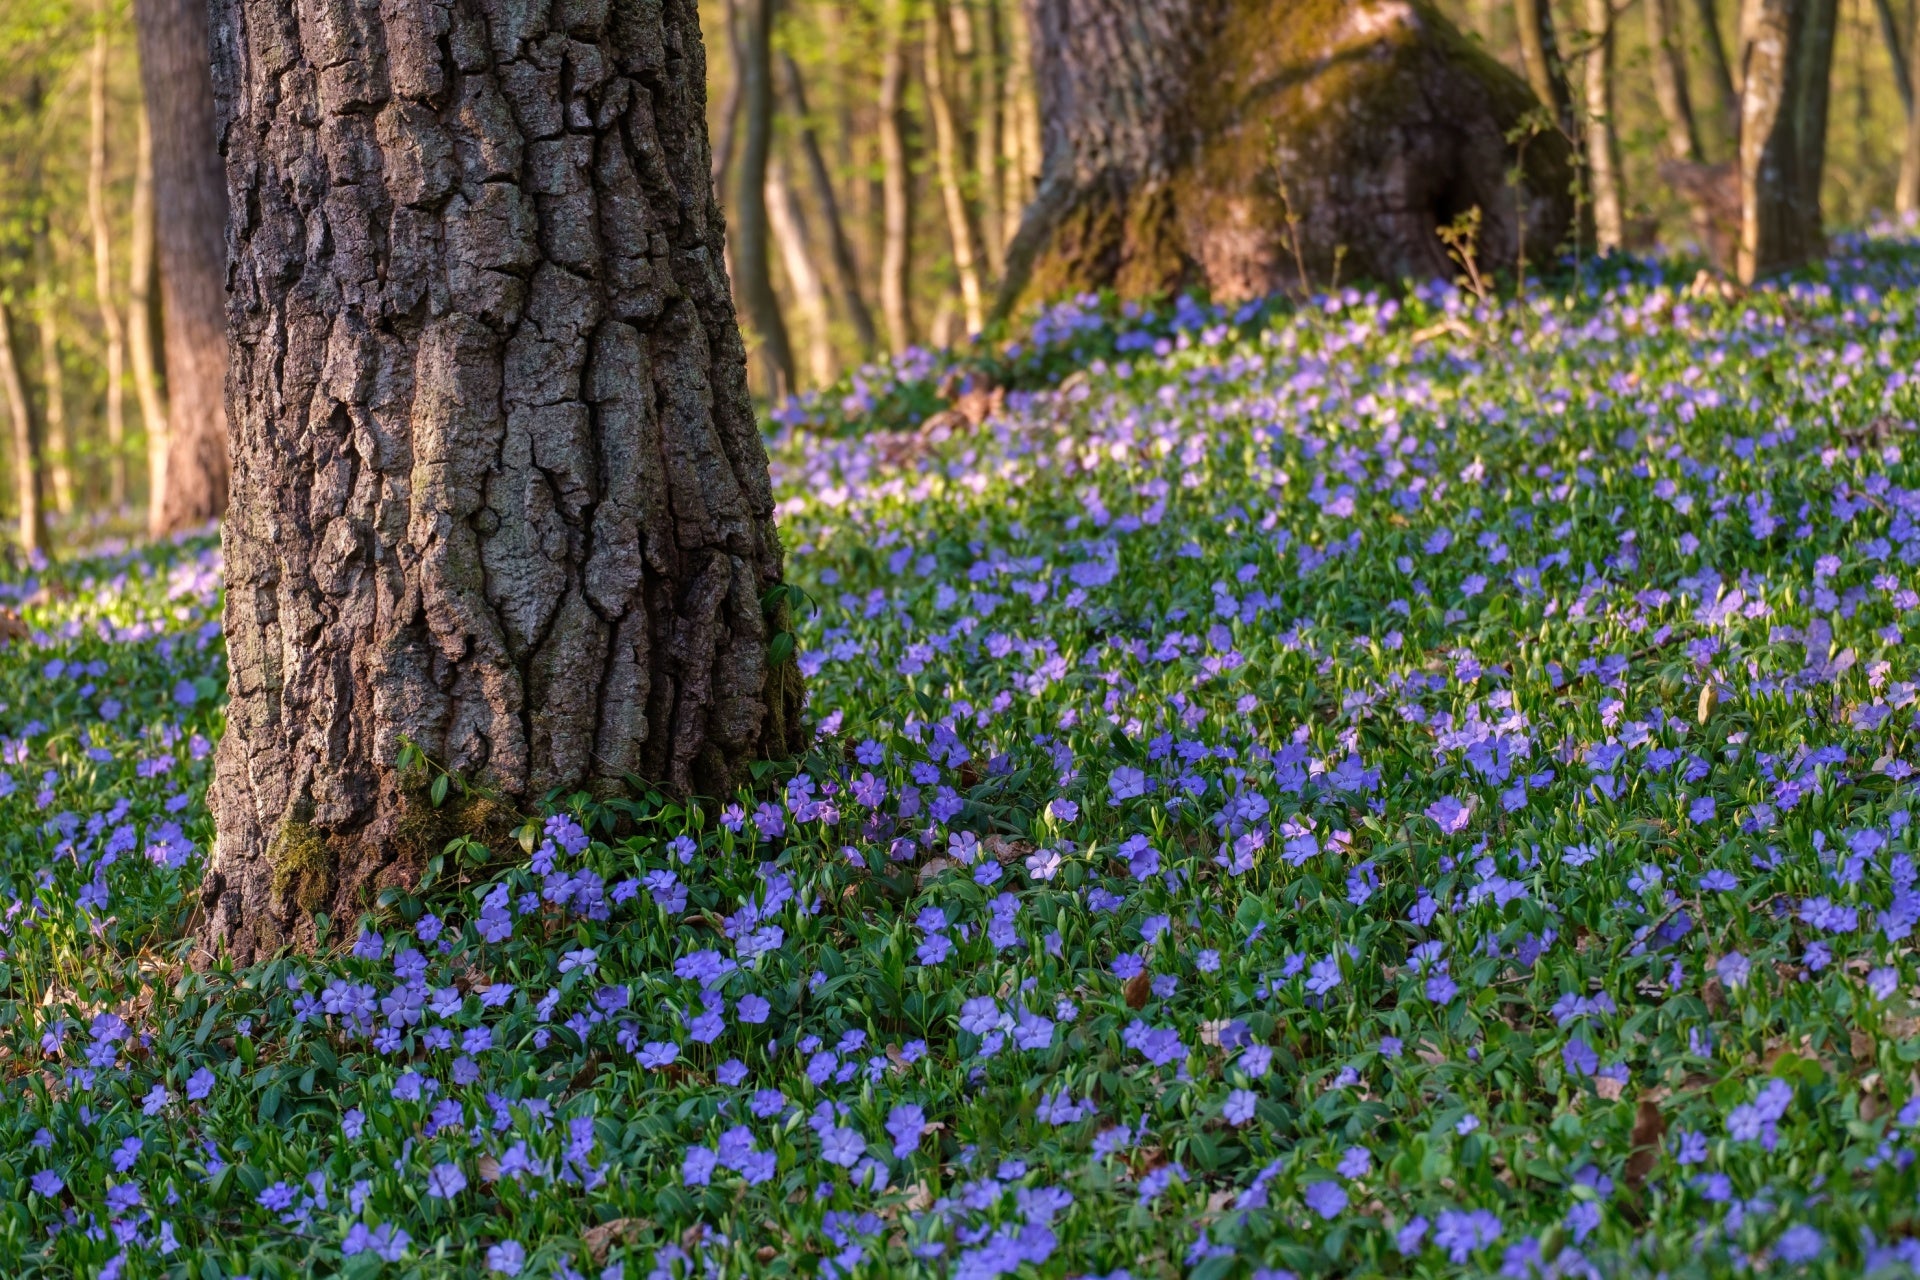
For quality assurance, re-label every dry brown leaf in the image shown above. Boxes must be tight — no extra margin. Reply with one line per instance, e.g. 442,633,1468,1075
583,1218,651,1263
1124,971,1151,1010
1625,1097,1666,1186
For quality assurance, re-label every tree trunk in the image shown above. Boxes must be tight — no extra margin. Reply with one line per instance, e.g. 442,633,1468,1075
1736,0,1840,281
1583,0,1625,253
779,53,878,356
37,281,74,520
1899,0,1920,214
997,0,1575,314
1649,0,1733,260
90,8,129,511
1696,0,1744,137
1873,0,1914,114
1648,0,1706,162
712,0,745,201
879,0,916,353
129,102,167,515
977,0,1006,274
134,0,230,535
1004,0,1039,239
927,0,989,336
201,0,803,962
1516,0,1576,133
0,305,44,555
733,0,794,396
767,157,835,387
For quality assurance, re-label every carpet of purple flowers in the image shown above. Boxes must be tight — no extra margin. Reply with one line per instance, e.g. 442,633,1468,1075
10,238,1920,1278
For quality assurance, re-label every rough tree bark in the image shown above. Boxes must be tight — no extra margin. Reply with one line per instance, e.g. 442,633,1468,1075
779,53,877,356
129,105,168,512
90,6,130,510
135,0,231,535
200,0,805,961
732,0,793,396
878,0,915,353
996,0,1575,315
0,304,44,554
1582,0,1624,254
1515,0,1574,134
1736,0,1840,281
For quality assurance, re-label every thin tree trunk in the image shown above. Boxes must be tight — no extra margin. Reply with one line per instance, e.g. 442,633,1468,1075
134,0,230,536
767,157,835,387
202,0,804,962
89,7,129,511
734,0,794,396
1516,0,1576,132
0,305,44,555
1584,0,1625,253
1696,0,1744,136
1005,0,1038,231
1737,0,1841,281
1649,0,1706,161
1873,0,1914,112
779,53,878,355
1899,0,1920,213
977,0,1006,274
128,102,167,515
1649,0,1726,252
927,0,989,335
37,283,73,520
879,0,916,354
712,0,745,201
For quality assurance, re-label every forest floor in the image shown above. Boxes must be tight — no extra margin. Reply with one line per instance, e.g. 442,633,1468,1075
4,237,1920,1278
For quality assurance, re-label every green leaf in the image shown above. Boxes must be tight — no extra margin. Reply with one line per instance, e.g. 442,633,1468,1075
429,773,449,808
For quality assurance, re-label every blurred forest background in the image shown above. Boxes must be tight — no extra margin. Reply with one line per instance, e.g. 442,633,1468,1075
0,0,1909,538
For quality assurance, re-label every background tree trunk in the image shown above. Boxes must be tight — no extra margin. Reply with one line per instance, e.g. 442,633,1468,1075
1516,0,1575,133
997,0,1575,315
976,0,1006,274
36,272,73,520
712,0,745,201
733,0,794,396
0,304,44,554
1648,0,1706,163
128,104,167,514
1737,0,1840,281
767,157,835,387
779,53,878,356
1696,0,1744,137
879,0,916,354
927,0,988,335
89,7,129,511
1583,0,1625,253
1871,0,1914,116
201,0,804,961
134,0,230,535
1900,0,1920,214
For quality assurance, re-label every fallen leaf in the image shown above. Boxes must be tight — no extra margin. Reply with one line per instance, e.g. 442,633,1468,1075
583,1218,651,1263
1124,971,1151,1009
1625,1097,1665,1185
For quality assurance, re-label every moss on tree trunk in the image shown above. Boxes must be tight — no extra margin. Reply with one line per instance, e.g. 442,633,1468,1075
1002,0,1576,310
